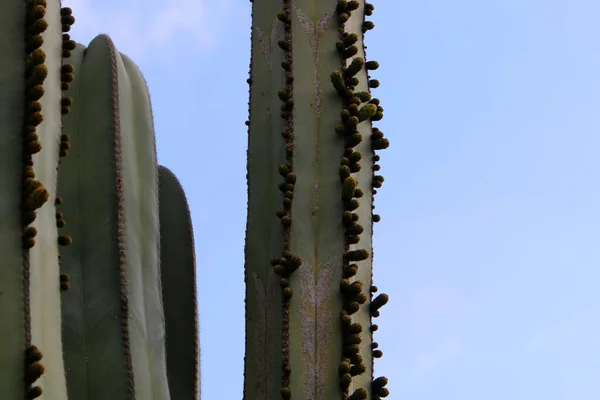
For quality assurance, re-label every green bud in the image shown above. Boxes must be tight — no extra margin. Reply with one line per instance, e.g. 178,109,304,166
357,104,377,122
344,57,364,78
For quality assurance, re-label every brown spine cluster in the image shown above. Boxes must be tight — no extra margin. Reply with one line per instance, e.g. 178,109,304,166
59,5,75,160
56,4,76,291
333,2,370,399
22,0,50,244
333,1,389,399
24,346,44,399
270,1,301,398
21,3,50,393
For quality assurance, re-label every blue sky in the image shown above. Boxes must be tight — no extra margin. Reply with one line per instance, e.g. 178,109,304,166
63,0,600,398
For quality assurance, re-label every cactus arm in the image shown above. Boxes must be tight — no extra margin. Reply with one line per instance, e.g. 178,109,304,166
119,53,171,400
59,37,133,399
59,35,172,400
0,1,27,397
28,1,68,397
243,1,287,399
158,165,200,400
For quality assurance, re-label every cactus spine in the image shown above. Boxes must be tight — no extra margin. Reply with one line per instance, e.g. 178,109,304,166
245,0,389,399
0,1,199,399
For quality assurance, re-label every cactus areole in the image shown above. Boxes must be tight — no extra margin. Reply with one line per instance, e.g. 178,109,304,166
244,0,390,399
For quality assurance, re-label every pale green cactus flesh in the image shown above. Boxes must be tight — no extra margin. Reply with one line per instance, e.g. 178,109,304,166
158,166,201,400
245,0,389,399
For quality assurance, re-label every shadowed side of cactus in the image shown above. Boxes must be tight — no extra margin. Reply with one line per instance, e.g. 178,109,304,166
58,35,170,400
158,165,201,400
245,0,390,399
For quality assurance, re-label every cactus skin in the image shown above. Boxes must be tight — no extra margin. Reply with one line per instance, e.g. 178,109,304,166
1,2,199,398
158,166,201,400
1,0,74,397
245,0,389,399
58,34,172,399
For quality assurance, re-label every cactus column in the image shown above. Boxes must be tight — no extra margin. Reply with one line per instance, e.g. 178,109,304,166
0,0,75,398
244,0,390,399
58,35,175,400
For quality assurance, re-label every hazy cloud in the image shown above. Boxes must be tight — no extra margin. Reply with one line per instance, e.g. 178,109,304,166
62,0,234,61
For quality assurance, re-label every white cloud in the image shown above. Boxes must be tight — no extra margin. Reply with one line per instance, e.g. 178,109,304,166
61,0,234,61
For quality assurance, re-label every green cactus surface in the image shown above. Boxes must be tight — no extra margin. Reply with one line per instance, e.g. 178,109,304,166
158,166,201,400
0,1,199,399
244,0,389,399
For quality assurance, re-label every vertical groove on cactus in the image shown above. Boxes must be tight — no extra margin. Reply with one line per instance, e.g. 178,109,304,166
276,1,295,398
158,165,201,400
285,0,348,398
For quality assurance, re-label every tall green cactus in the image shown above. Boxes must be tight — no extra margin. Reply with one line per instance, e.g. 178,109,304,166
2,0,390,399
244,0,389,399
0,1,199,399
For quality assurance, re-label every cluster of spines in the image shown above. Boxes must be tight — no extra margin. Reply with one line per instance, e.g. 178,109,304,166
20,2,74,394
271,2,298,398
21,3,50,395
22,0,51,245
333,1,389,399
59,5,75,163
24,346,44,399
56,5,75,293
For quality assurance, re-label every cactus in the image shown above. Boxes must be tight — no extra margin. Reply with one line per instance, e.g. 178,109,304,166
244,0,389,399
2,0,390,399
0,1,198,399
